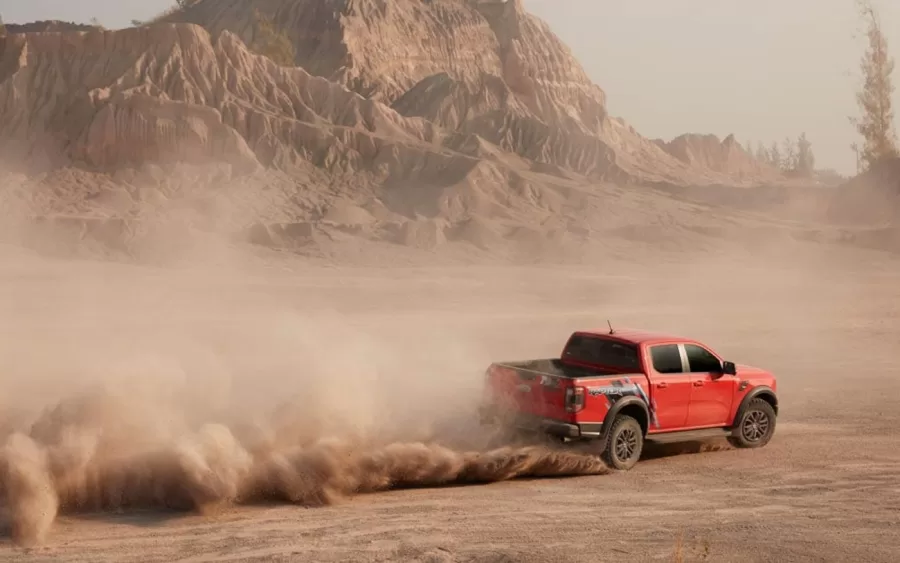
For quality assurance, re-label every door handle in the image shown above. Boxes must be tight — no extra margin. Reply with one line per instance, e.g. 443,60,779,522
656,382,668,389
693,380,705,387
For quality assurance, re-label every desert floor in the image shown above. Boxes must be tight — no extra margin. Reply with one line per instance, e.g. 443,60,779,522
0,231,898,563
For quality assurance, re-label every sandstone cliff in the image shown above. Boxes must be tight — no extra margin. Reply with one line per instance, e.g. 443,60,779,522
0,22,565,254
655,133,781,180
0,1,786,259
1,1,779,187
165,0,765,185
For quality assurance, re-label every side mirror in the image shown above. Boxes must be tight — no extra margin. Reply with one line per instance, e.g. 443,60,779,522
722,361,737,376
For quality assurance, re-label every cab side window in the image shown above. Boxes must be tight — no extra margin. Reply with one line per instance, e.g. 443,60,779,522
650,344,683,374
684,344,722,373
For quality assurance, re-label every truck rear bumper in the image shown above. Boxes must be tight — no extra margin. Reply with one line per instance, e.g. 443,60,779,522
479,405,601,439
520,416,581,438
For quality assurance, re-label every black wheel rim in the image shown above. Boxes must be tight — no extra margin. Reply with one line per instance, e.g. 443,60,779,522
741,410,770,442
614,427,639,461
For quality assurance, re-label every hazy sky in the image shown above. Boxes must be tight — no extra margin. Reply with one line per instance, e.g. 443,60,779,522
1,0,898,174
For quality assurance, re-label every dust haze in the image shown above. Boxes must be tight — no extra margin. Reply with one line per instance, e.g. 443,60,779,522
1,179,899,560
0,220,618,547
0,138,898,560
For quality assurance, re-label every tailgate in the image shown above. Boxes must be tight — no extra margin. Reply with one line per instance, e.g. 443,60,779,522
485,362,571,421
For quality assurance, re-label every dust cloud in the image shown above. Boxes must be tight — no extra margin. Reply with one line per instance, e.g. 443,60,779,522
0,224,608,547
1,414,605,546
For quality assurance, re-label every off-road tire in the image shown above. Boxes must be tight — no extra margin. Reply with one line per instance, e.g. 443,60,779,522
601,415,643,470
727,398,776,449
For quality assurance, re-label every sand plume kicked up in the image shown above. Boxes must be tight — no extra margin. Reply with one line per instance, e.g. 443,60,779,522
245,441,607,506
0,409,607,546
0,239,620,548
0,435,59,546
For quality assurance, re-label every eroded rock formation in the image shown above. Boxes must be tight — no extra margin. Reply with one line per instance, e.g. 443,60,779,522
0,0,787,257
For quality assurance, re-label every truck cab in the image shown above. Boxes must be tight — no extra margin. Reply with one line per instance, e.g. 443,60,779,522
481,327,778,470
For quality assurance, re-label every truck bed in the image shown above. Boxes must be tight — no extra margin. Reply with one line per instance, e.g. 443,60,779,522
493,358,622,380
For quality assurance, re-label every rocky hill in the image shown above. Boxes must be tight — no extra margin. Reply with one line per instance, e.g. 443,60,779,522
0,0,786,259
165,0,771,185
654,134,781,180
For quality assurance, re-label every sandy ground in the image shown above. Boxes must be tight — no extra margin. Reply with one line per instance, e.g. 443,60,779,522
0,233,898,563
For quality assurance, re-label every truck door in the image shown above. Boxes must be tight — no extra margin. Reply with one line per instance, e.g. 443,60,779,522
682,344,737,427
646,344,691,431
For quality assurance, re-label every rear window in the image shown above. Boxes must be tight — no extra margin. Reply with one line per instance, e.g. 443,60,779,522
562,335,640,371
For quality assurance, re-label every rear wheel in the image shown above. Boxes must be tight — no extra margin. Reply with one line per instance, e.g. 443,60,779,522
601,415,643,470
727,398,776,448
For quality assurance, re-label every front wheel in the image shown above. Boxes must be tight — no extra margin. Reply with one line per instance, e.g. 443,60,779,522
727,398,776,449
601,415,644,470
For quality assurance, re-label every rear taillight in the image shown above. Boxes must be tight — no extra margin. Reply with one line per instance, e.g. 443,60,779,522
565,386,585,413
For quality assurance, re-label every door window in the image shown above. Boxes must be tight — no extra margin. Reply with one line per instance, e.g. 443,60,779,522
684,344,722,373
650,344,683,374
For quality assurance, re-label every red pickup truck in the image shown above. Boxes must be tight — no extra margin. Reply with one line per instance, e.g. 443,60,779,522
480,327,778,470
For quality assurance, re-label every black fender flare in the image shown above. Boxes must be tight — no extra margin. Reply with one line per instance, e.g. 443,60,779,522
730,385,778,428
599,396,650,442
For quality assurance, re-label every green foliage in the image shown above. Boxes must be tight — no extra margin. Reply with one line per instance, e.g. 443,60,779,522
795,133,815,177
0,13,7,37
749,134,816,177
769,142,782,170
850,0,899,172
134,3,295,68
782,136,797,172
250,9,296,67
141,0,198,27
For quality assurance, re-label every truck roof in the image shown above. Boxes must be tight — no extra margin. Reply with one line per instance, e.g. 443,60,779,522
574,328,697,346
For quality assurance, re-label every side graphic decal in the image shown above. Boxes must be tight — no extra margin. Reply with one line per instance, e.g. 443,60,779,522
587,377,661,429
